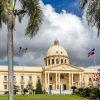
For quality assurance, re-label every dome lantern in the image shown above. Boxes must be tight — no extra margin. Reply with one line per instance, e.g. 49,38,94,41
54,39,59,46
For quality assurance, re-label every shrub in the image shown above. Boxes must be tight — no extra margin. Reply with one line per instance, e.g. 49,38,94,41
35,79,42,94
71,86,77,93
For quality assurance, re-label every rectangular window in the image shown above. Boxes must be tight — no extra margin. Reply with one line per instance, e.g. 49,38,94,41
13,76,16,81
60,75,64,79
4,85,7,89
21,85,24,89
4,76,7,81
21,76,24,81
29,76,32,81
50,76,52,81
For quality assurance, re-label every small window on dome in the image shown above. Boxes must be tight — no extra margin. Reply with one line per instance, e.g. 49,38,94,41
61,59,63,64
56,51,58,53
52,59,54,64
65,59,66,63
56,59,59,64
61,51,62,54
48,59,50,65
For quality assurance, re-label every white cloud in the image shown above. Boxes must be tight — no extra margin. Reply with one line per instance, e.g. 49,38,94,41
0,1,100,67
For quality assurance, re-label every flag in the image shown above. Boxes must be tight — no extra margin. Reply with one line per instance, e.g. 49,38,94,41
92,72,100,82
88,48,95,57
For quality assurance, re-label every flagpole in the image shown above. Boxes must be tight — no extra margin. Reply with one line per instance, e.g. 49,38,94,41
93,54,96,68
93,51,99,86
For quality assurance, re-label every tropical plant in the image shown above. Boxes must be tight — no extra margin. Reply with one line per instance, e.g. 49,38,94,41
22,88,28,95
80,0,100,37
26,81,33,94
35,79,42,94
71,86,77,93
13,85,19,94
0,0,42,100
89,87,100,100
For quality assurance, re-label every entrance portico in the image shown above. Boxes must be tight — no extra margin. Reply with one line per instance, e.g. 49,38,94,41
44,69,83,92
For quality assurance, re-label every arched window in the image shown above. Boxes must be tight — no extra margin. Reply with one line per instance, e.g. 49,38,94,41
52,59,54,64
48,59,50,65
56,59,59,64
61,59,63,64
65,59,66,63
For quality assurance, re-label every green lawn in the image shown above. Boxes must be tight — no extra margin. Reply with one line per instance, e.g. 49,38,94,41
0,94,87,100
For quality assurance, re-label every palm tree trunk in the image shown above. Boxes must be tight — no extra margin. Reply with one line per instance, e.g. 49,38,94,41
7,14,14,100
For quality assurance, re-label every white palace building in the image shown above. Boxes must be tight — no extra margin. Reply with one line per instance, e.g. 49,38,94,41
0,40,99,94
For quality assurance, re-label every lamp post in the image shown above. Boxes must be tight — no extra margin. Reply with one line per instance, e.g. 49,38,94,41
19,47,28,93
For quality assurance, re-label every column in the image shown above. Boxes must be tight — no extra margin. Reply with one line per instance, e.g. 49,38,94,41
45,72,47,90
56,73,57,90
58,73,60,90
48,72,49,90
55,57,56,65
69,73,71,89
81,73,83,86
50,58,51,65
79,73,81,87
72,73,73,86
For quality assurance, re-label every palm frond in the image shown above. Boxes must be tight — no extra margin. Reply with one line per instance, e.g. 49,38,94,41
80,0,100,37
80,0,88,9
0,0,6,28
19,0,42,38
14,9,26,23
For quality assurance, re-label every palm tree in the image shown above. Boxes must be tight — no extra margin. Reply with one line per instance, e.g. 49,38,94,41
80,0,100,37
0,0,42,100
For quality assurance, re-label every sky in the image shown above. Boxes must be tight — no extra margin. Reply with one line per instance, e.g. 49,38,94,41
0,0,100,67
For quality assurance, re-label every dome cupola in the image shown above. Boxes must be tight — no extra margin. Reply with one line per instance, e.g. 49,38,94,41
44,40,69,66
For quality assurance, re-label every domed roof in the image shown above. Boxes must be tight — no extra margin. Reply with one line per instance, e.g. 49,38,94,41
46,40,69,57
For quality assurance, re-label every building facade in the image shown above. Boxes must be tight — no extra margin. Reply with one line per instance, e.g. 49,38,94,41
0,40,99,94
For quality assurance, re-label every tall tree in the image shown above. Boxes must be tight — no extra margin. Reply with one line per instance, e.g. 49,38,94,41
35,79,42,94
80,0,100,37
0,0,42,100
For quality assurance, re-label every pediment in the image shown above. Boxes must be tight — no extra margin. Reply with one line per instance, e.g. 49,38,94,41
45,64,83,72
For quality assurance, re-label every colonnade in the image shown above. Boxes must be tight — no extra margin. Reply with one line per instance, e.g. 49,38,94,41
45,72,83,91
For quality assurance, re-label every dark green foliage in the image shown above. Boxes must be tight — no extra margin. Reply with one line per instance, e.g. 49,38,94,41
0,0,42,37
22,88,28,95
71,86,77,93
76,87,100,100
13,85,20,94
35,79,42,94
80,0,100,37
77,88,84,96
0,0,7,27
76,87,91,97
83,87,91,97
89,88,100,100
19,0,42,38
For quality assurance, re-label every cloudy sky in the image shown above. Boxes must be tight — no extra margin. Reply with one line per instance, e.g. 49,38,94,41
0,0,100,67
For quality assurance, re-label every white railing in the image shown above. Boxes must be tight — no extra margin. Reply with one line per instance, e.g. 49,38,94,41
47,90,73,94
